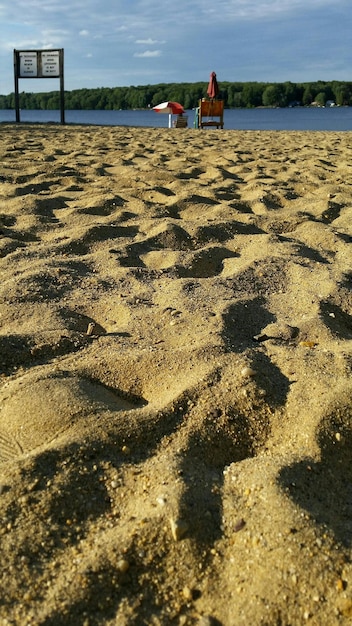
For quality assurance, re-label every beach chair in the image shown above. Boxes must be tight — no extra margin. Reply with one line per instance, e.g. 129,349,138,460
174,114,188,128
198,100,224,129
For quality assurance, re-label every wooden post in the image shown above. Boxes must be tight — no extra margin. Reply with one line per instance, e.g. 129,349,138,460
59,48,65,125
13,50,20,123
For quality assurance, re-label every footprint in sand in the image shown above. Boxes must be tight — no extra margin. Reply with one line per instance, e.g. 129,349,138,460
319,299,352,340
278,390,352,547
176,246,239,279
0,370,147,463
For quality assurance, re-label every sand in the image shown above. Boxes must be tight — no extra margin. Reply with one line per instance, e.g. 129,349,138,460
0,122,352,625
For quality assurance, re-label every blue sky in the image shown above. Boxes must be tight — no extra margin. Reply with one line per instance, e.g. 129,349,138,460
0,0,351,94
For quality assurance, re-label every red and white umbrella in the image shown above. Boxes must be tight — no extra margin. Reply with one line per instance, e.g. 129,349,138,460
153,101,185,127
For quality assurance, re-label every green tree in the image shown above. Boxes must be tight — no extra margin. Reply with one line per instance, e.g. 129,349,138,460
302,85,313,106
241,82,264,107
315,91,326,106
2,80,352,110
262,84,285,107
332,82,352,106
232,91,243,107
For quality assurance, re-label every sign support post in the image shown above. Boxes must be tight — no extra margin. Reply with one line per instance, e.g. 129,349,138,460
13,49,65,124
59,49,65,124
14,63,20,123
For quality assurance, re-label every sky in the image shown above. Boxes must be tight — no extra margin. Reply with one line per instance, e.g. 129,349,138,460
0,0,351,95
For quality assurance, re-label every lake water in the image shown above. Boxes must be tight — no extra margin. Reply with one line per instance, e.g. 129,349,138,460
1,107,352,131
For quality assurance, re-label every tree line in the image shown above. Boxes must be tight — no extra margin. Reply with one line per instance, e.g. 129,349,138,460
1,80,352,110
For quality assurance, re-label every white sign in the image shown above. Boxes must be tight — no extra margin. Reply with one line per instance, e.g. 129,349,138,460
19,52,37,77
41,51,60,77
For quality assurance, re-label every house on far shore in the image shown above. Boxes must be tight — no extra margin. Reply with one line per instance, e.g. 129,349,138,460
325,100,336,107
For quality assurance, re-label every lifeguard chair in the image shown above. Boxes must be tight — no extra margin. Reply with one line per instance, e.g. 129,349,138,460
198,99,224,129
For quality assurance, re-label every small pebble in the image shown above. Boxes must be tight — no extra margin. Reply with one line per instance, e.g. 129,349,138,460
170,517,189,541
86,322,95,336
299,340,317,348
116,559,129,573
241,366,256,378
182,586,193,601
336,578,345,592
233,518,246,532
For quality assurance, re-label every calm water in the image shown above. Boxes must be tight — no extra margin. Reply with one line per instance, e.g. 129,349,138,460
1,107,352,131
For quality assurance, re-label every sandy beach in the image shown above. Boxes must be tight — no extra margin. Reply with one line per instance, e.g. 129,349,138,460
0,122,352,625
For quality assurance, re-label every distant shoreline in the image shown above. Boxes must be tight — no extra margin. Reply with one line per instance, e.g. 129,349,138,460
1,106,352,131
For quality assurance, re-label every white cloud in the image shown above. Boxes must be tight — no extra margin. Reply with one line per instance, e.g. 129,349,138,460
135,38,165,45
79,30,89,37
133,49,161,58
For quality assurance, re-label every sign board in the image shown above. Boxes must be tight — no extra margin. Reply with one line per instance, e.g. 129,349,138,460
41,51,60,77
14,49,65,123
17,50,61,78
19,52,38,77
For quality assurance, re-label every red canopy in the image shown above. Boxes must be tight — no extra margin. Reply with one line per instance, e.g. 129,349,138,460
207,71,219,100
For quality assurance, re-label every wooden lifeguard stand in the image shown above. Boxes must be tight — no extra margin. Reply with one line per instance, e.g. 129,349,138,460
198,99,224,129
